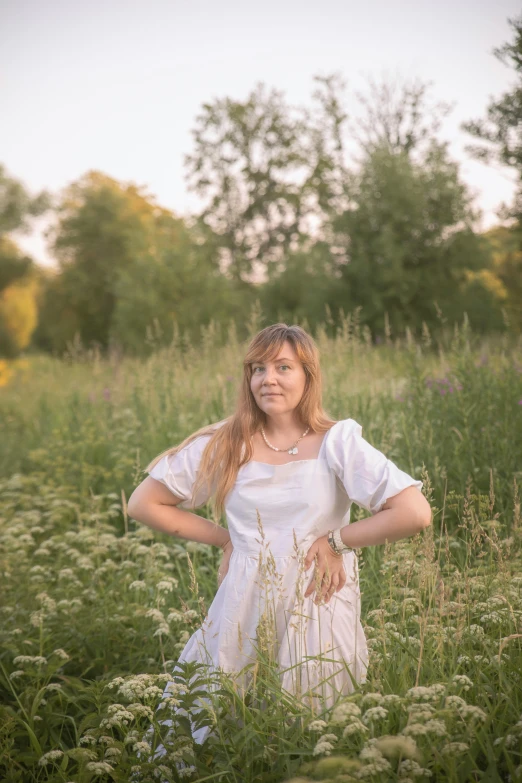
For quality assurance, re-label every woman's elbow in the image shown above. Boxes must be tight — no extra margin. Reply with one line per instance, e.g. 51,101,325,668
417,500,433,530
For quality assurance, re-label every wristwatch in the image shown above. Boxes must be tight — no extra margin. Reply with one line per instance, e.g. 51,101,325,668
327,528,354,555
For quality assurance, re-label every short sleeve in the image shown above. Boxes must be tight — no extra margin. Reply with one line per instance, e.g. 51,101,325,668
325,418,424,515
147,435,213,509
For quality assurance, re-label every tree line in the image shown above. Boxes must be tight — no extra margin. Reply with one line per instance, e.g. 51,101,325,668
1,15,522,359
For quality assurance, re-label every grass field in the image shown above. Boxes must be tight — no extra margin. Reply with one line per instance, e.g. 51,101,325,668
1,314,522,782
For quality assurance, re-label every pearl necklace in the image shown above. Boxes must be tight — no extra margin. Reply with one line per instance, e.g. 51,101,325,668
260,425,310,455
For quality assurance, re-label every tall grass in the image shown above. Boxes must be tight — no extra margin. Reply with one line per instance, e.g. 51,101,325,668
0,310,521,782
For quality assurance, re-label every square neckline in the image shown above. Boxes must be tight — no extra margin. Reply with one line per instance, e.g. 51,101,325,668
245,421,339,467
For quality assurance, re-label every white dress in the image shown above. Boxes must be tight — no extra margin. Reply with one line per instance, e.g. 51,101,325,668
147,418,423,747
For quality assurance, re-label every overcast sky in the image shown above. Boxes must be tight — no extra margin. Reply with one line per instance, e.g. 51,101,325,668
1,0,520,266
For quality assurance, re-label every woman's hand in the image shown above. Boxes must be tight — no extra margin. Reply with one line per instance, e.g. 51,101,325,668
304,534,346,604
217,539,233,588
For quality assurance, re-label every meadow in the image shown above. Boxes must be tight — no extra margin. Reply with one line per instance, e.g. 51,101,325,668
1,311,522,783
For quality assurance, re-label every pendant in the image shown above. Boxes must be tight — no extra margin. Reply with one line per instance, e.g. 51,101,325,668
288,447,298,455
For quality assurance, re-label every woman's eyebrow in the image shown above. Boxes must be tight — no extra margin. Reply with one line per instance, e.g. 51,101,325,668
252,357,294,364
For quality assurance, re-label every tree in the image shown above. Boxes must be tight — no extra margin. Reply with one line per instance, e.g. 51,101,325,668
351,75,453,159
327,140,493,336
35,170,249,356
461,14,522,196
460,14,522,332
184,75,352,283
0,165,49,357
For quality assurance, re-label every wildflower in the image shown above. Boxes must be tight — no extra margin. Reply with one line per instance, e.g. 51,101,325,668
145,608,165,624
467,624,485,638
440,741,469,755
51,648,70,661
362,706,388,723
129,580,147,590
79,734,97,746
406,684,446,702
45,683,63,692
375,735,418,761
361,692,384,706
99,704,135,729
178,767,196,778
86,761,115,775
423,719,448,736
9,670,25,679
13,655,47,666
445,695,466,709
156,580,174,593
451,674,473,691
342,719,368,737
38,750,64,766
133,741,152,755
330,701,361,725
403,723,429,737
313,733,338,756
307,719,328,732
398,758,433,777
104,747,121,760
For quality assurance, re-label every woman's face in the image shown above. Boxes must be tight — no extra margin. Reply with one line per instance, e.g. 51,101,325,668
250,340,307,419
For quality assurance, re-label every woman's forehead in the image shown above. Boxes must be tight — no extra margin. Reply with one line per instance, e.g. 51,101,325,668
253,346,298,363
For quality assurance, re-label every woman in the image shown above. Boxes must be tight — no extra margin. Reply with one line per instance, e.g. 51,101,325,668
128,323,431,749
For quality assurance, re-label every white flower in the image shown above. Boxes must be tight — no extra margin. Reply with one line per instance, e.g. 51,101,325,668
398,758,433,778
51,648,70,661
423,719,448,737
133,741,152,755
403,723,429,737
129,580,147,590
13,655,47,667
330,701,361,725
440,741,469,755
406,684,446,702
38,750,64,766
342,719,368,737
307,719,328,732
99,704,135,729
459,705,487,722
86,761,115,775
361,692,384,706
362,706,388,723
145,608,165,624
451,674,473,691
104,747,121,760
178,767,196,778
313,733,338,756
156,580,174,593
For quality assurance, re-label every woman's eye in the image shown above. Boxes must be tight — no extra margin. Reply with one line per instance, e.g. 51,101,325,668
253,365,290,373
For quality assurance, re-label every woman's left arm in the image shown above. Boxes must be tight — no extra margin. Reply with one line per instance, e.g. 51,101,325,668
304,487,431,604
340,485,432,549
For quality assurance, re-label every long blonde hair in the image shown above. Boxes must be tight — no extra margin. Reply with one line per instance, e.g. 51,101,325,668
145,323,338,518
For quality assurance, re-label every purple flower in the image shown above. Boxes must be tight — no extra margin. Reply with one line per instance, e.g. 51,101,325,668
440,388,447,396
518,400,522,405
103,387,111,401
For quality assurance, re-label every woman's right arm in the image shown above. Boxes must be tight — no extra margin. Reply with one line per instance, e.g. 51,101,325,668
128,476,231,550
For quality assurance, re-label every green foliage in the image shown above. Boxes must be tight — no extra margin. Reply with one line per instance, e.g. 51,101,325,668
328,142,494,337
462,13,522,184
0,322,522,780
0,167,50,357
